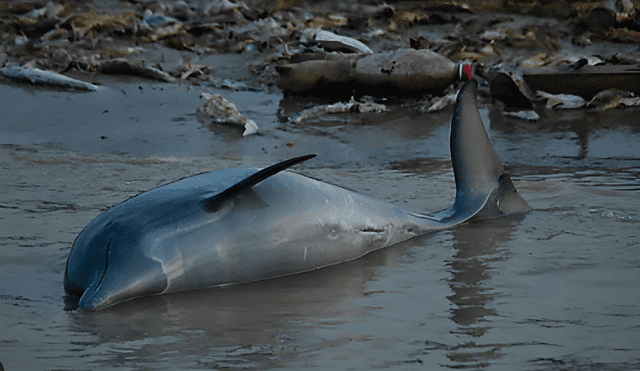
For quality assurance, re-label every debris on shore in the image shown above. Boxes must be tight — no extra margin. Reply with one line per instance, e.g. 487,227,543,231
313,30,373,54
197,92,259,137
0,65,99,91
276,49,471,96
1,0,640,123
291,97,387,123
587,89,640,109
537,91,586,110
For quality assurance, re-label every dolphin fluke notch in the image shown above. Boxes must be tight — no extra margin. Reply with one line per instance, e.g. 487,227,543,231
202,154,316,212
434,80,531,224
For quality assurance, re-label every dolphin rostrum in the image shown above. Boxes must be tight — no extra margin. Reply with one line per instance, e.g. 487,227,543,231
64,80,530,310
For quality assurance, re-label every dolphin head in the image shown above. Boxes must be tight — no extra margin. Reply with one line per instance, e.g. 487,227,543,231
64,208,169,311
64,212,111,303
63,155,318,310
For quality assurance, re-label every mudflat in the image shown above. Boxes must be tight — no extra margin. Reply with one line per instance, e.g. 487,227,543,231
1,0,639,369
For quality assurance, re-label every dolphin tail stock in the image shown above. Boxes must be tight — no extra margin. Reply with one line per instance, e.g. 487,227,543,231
202,154,317,212
433,80,531,225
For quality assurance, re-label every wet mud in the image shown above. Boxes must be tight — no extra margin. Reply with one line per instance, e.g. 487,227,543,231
2,0,640,370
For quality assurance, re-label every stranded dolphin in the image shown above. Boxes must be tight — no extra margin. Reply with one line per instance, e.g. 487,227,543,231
64,80,531,310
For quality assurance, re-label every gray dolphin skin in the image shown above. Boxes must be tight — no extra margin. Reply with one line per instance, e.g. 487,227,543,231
64,80,531,310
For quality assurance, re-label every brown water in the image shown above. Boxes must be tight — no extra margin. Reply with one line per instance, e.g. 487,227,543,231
1,77,639,370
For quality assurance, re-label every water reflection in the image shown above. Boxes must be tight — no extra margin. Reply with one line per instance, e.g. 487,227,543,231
67,239,418,368
445,215,524,365
488,105,640,161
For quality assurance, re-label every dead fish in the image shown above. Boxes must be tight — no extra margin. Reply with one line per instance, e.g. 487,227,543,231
314,30,373,54
277,49,471,95
291,97,387,123
96,59,176,82
354,49,467,92
504,110,539,122
486,63,536,101
537,91,586,109
276,59,352,93
587,89,640,109
0,65,99,91
424,94,457,112
197,92,259,136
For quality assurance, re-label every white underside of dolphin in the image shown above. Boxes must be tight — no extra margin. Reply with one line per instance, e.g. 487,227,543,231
64,80,531,311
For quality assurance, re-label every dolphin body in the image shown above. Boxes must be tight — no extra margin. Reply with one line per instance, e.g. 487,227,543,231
64,81,531,310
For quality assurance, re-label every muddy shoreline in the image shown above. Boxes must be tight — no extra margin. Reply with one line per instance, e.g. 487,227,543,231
2,0,640,370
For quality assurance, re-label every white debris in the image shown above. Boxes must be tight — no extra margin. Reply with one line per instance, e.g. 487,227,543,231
292,97,386,123
555,55,605,67
367,29,385,37
22,2,65,19
537,91,586,109
300,27,321,44
0,66,99,91
96,59,176,82
242,119,259,136
356,101,387,113
587,89,640,109
314,30,373,54
139,14,181,32
256,18,288,43
228,18,288,44
611,97,640,107
197,93,259,137
504,110,540,122
14,36,28,46
488,62,537,101
480,29,507,41
424,94,457,112
206,0,246,15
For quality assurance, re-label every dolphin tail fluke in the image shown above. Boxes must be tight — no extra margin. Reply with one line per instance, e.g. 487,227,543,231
434,80,530,225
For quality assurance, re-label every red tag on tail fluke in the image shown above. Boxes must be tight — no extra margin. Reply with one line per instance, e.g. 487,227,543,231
459,63,472,81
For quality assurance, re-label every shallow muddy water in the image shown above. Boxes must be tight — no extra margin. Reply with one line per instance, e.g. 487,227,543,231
1,75,639,371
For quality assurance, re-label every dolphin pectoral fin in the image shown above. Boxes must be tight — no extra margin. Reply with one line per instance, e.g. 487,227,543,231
436,80,530,226
203,154,316,212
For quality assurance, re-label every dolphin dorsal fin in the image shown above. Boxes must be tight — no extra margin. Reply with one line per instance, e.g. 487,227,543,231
434,80,530,224
203,154,316,212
